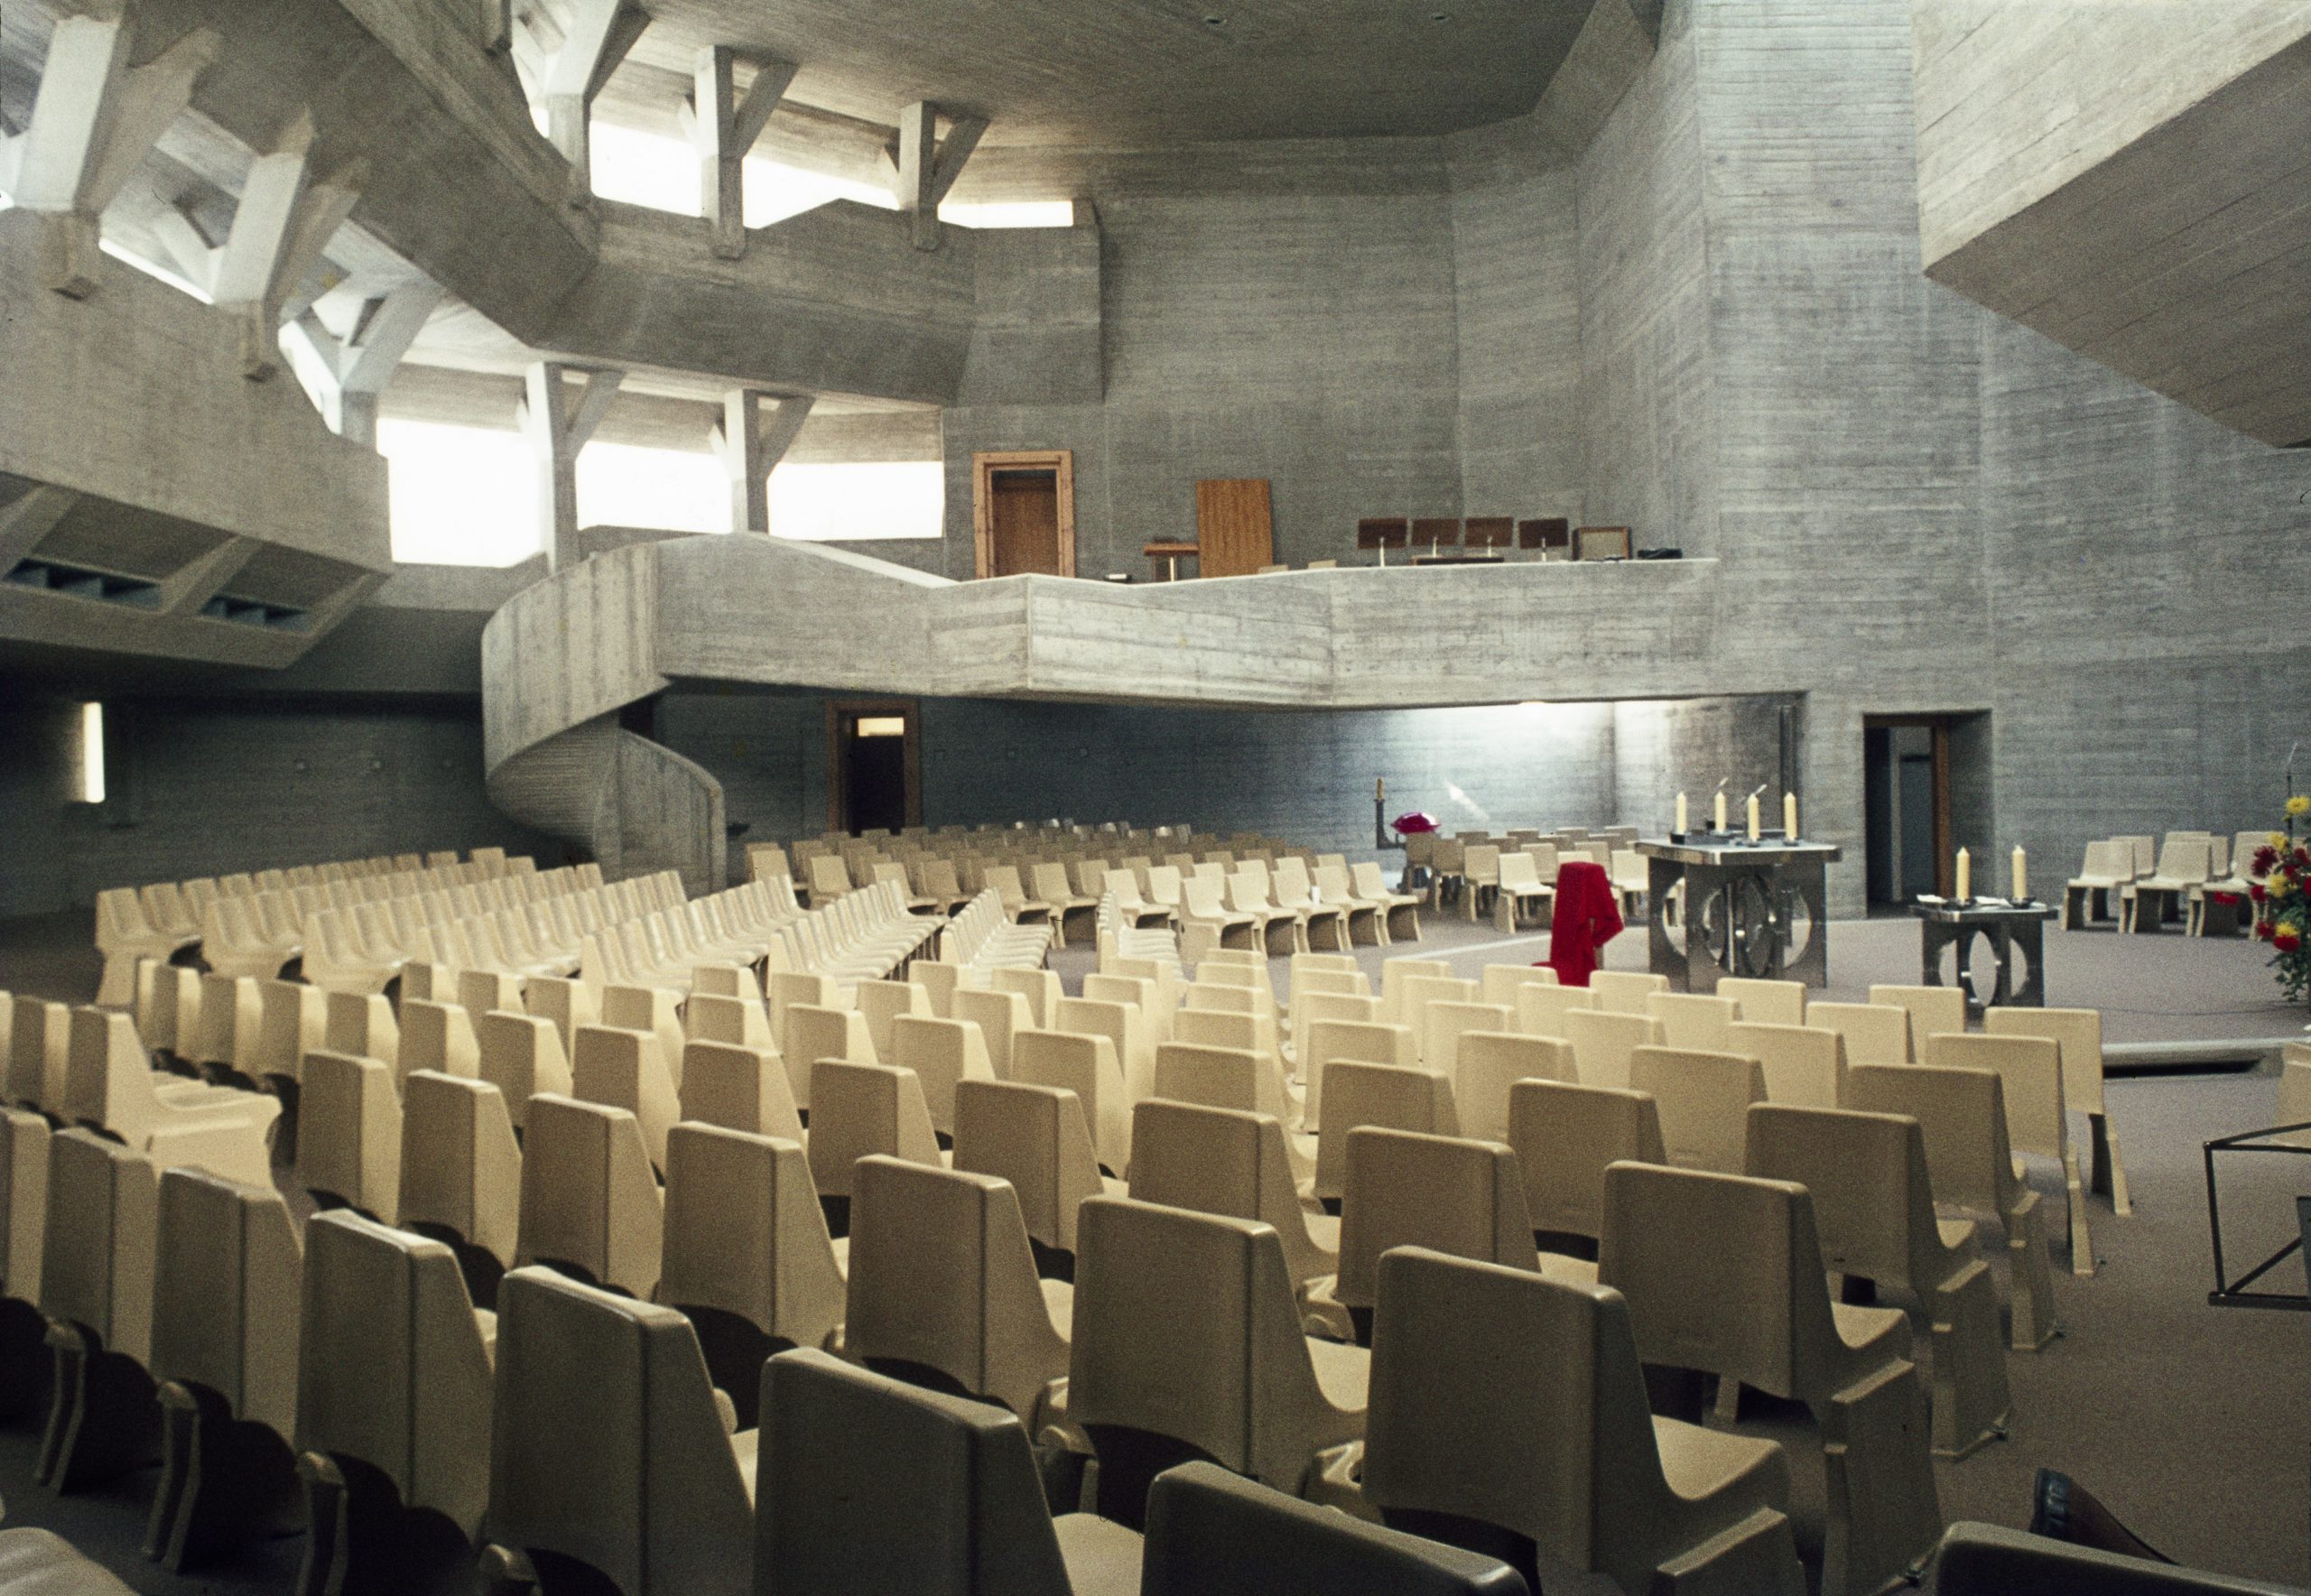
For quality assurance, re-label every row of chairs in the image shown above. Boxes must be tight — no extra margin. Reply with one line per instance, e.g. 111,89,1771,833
296,864,638,995
2064,830,2265,933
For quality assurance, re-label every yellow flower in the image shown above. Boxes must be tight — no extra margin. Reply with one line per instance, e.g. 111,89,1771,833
2275,832,2292,849
2289,795,2311,818
2273,875,2296,899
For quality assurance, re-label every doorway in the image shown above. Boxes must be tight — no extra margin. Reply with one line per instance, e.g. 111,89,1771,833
826,701,922,835
972,450,1075,578
1862,712,1987,908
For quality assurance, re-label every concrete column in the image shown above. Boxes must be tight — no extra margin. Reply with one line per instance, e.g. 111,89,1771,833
691,47,794,259
524,362,623,567
209,111,364,378
535,0,648,202
286,278,441,444
714,390,815,532
895,102,988,252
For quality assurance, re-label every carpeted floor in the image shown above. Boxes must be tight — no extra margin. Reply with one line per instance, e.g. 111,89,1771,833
1,903,2306,1591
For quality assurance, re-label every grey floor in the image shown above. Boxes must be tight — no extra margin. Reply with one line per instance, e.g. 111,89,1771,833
2,903,2307,1589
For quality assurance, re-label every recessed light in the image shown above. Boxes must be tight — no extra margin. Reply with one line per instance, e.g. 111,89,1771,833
1431,11,1452,20
1204,14,1226,24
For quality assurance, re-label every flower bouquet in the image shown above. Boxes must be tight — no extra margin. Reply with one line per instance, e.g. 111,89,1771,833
2251,795,2311,1002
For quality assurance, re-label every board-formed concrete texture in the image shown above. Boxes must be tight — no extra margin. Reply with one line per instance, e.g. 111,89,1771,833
1912,1,2311,445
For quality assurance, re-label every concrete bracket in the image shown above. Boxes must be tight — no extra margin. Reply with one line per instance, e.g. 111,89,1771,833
711,389,815,531
896,101,988,252
524,361,625,565
534,0,650,202
210,111,366,379
157,534,258,615
691,46,797,259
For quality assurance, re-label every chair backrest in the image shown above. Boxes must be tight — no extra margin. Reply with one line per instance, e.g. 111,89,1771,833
951,988,1034,1081
1054,995,1145,1092
1983,1007,2105,1118
756,1348,1081,1596
990,967,1060,1028
1929,1520,2297,1596
1314,1061,1459,1201
40,1127,158,1363
1587,971,1667,1016
1011,1028,1131,1175
1505,1080,1665,1242
476,1011,572,1131
1335,1127,1535,1313
805,1061,944,1200
1423,1001,1512,1076
513,1093,663,1300
1627,1046,1767,1175
784,1005,876,1112
1844,1065,2021,1218
296,1210,493,1539
1562,1009,1665,1091
1746,1103,1945,1295
296,1048,403,1221
845,1155,1068,1420
684,992,774,1051
889,1015,996,1137
151,1166,302,1439
1399,975,1479,1043
1808,1001,1911,1066
1643,992,1739,1053
1146,1456,1530,1596
399,998,480,1082
2150,836,2212,883
1919,1033,2066,1165
571,1024,682,1172
1515,984,1597,1040
398,1071,523,1269
1453,1031,1576,1143
1362,1247,1681,1594
856,979,931,1061
1379,960,1453,1025
952,1078,1105,1256
488,1267,753,1596
1868,985,1967,1046
325,991,400,1078
600,986,688,1086
1724,1021,1844,1109
676,1038,805,1143
1479,965,1557,1010
658,1124,844,1354
1126,1099,1328,1285
1152,1041,1272,1118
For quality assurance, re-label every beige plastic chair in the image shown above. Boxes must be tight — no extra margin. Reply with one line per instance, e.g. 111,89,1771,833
1056,996,1153,1102
684,991,775,1051
2121,836,2212,932
1628,1045,1767,1175
146,1166,302,1565
1845,1064,2057,1351
398,998,481,1082
1479,964,1556,1011
0,1105,50,1362
601,987,688,1089
2063,840,2131,929
1350,863,1423,942
1177,996,1281,1079
1728,1020,1845,1109
254,980,328,1094
459,969,527,1028
525,977,599,1060
397,1072,523,1304
325,991,400,1081
1587,971,1668,1016
1422,1001,1511,1078
513,1093,663,1301
37,1127,159,1490
845,1155,1072,1426
1505,1079,1666,1252
1014,1029,1133,1178
1514,983,1596,1040
1298,1019,1416,1126
294,1209,495,1589
1397,974,1478,1050
1747,1104,2010,1460
1869,985,1967,1046
1716,977,1805,1028
475,1010,571,1132
993,967,1063,1028
1377,959,1452,1026
1923,1031,2092,1276
8,997,68,1114
1809,1001,1911,1066
1644,992,1740,1053
1070,1195,1366,1529
805,1060,945,1209
1363,1247,1803,1596
783,1004,876,1113
953,988,1035,1081
767,970,843,1048
953,1078,1118,1266
756,1347,1142,1596
888,1015,998,1139
1452,1031,1575,1144
295,1049,402,1222
571,1024,682,1174
487,1267,754,1596
62,1007,279,1188
855,979,931,1062
1562,1008,1665,1091
188,972,263,1081
1152,1041,1295,1135
1985,1006,2129,1215
1313,1061,1458,1206
1598,1162,1942,1596
657,1124,844,1425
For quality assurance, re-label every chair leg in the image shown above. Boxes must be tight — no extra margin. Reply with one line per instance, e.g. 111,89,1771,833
2092,1114,2131,1215
2005,1202,2059,1352
2064,1151,2094,1276
1815,1361,1942,1596
1929,1263,2010,1461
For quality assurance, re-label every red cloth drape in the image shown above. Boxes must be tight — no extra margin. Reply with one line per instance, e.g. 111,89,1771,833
1545,859,1624,988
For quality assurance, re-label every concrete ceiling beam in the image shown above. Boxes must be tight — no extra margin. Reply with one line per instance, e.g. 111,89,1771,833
690,45,796,259
0,485,79,571
155,534,256,616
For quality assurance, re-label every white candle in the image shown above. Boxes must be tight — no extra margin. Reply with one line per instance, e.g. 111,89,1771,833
1784,792,1798,839
1713,791,1729,831
2011,845,2028,902
1675,793,1689,832
1955,847,1971,902
1746,793,1761,842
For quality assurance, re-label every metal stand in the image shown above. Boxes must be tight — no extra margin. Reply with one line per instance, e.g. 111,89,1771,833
1913,901,2056,1011
1638,837,1840,993
2203,1123,2311,1310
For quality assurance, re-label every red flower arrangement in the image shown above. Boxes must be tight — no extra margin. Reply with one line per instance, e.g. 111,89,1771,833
2253,806,2311,1003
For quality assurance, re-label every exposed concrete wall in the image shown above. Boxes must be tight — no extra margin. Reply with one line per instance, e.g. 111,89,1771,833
1449,164,1584,521
1612,695,1796,842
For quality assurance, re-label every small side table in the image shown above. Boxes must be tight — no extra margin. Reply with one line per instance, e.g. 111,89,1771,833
1912,900,2057,1010
1144,542,1200,581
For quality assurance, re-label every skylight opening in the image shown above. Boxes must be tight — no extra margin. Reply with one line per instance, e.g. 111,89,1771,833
940,200,1076,229
376,418,543,567
767,461,943,541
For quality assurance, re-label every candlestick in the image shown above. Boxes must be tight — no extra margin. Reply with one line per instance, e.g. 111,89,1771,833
1783,792,1798,839
1955,847,1971,903
1746,793,1761,842
1675,792,1688,832
1376,777,1385,802
1713,791,1728,831
2011,845,2027,902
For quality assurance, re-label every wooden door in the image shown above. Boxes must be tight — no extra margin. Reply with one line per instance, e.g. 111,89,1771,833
1195,478,1274,577
972,450,1075,578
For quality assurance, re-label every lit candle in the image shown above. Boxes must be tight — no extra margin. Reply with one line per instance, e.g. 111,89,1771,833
1955,847,1971,902
1746,793,1761,842
2011,845,2028,902
1675,793,1689,832
1713,791,1728,831
1784,792,1798,839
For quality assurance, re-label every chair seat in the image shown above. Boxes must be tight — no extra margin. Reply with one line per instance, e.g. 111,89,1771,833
1938,1217,1976,1252
733,1428,760,1502
1304,1209,1341,1251
1041,1277,1076,1340
1653,1414,1789,1505
1830,1301,1909,1362
1054,1511,1149,1596
1536,1252,1600,1286
1308,1334,1371,1411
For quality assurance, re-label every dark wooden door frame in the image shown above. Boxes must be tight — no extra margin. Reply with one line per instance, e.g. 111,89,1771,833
826,699,923,834
1864,713,1962,897
971,450,1075,579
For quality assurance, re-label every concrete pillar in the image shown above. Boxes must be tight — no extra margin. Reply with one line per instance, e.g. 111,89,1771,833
524,362,623,567
895,102,988,253
714,390,815,532
286,280,440,444
209,111,364,379
535,0,649,202
691,47,794,259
